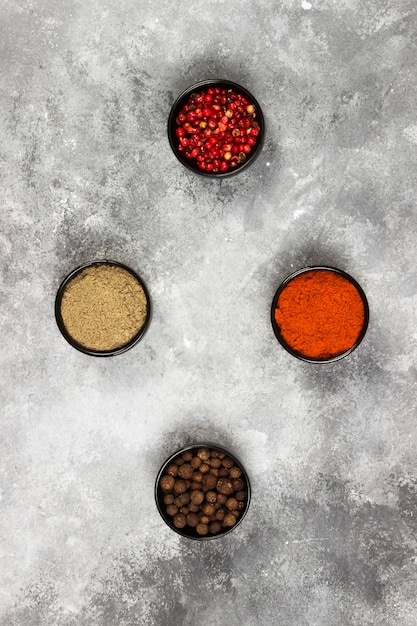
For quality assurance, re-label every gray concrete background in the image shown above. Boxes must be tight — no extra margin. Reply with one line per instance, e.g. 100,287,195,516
1,0,417,624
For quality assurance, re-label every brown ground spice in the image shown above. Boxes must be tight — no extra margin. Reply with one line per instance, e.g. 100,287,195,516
60,264,148,351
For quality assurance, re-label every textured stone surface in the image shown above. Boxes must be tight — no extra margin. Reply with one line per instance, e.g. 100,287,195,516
1,0,417,624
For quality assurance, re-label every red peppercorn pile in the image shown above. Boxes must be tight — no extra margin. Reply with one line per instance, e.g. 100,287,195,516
174,87,261,173
158,447,249,537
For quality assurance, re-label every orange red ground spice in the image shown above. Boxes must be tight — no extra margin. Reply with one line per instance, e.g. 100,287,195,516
274,269,365,360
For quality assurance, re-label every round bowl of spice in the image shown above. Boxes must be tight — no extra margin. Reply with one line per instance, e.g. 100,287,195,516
155,444,250,540
55,260,151,356
168,79,264,177
271,266,369,363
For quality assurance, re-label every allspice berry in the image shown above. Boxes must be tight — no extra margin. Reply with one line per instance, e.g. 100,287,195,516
178,463,194,479
193,472,203,483
190,490,204,505
197,448,210,461
160,446,249,537
166,504,178,517
173,479,187,494
160,475,175,492
201,502,216,516
173,513,187,528
205,491,217,504
187,513,199,527
223,513,237,527
202,473,217,491
217,479,233,495
215,508,226,521
191,456,202,469
232,478,245,492
166,464,178,477
226,497,239,511
209,521,222,534
175,492,191,506
229,466,242,478
196,523,209,536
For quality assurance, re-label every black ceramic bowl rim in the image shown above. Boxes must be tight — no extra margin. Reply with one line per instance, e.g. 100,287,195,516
55,259,151,357
168,79,265,178
270,266,369,364
155,442,251,540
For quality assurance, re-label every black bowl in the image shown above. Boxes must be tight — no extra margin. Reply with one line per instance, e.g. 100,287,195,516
55,260,151,357
168,79,265,177
271,266,369,363
155,443,251,540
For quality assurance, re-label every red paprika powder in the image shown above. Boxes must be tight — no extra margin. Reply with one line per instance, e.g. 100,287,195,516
273,268,367,360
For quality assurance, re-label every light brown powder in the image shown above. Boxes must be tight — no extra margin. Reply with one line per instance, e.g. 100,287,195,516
60,264,148,351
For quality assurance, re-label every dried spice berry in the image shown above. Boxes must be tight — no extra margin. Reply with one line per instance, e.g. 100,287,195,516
223,513,237,527
159,446,249,537
205,491,217,504
173,513,187,528
196,523,209,536
191,456,202,469
202,473,217,492
166,504,178,517
197,448,210,461
187,513,199,527
173,479,187,494
190,490,204,505
174,87,261,174
209,521,222,534
160,475,175,492
166,464,179,477
226,497,239,511
178,464,194,479
217,479,234,495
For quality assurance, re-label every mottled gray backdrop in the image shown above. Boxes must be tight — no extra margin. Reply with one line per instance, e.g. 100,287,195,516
1,0,417,624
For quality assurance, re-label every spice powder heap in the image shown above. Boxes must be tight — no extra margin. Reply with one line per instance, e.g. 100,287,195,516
274,269,365,360
60,264,148,352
